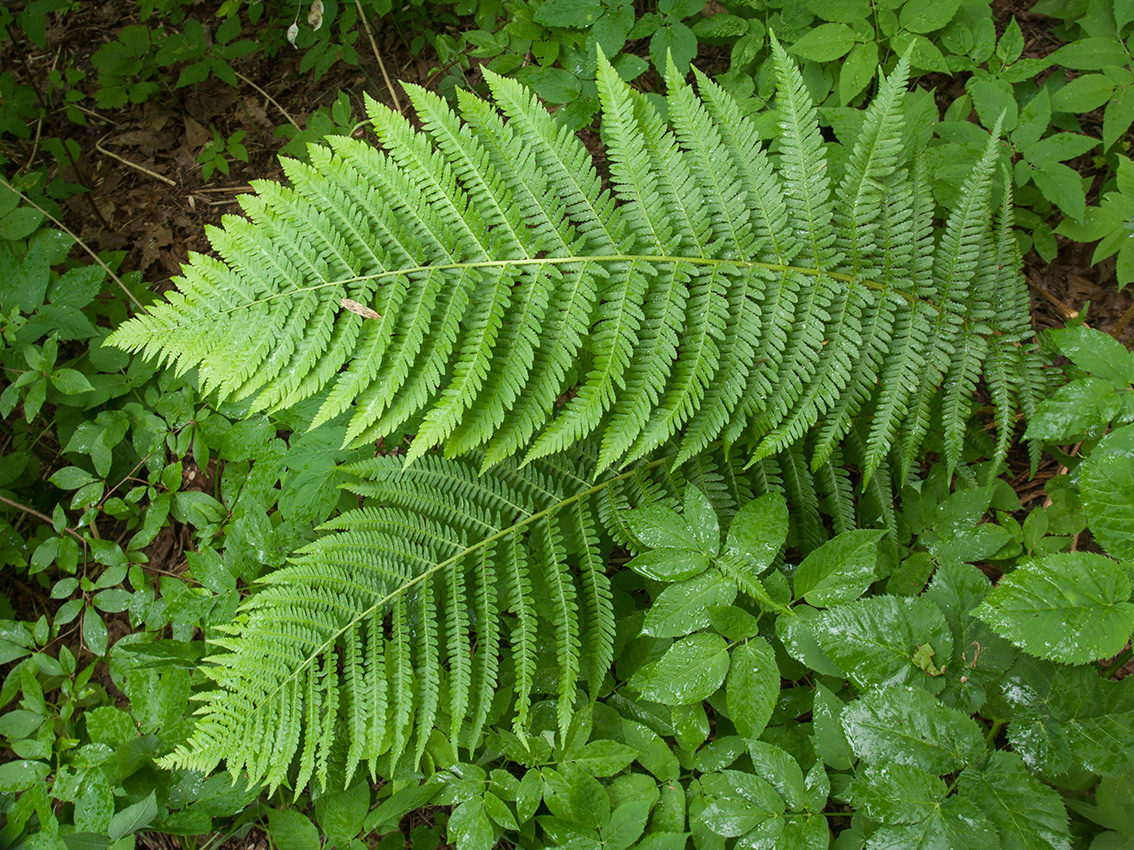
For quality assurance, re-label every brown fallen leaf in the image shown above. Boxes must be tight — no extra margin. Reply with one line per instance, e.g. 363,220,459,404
340,298,381,319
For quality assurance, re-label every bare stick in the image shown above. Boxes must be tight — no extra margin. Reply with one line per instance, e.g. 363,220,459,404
0,175,144,310
354,0,403,113
0,494,87,547
96,134,177,187
233,69,301,129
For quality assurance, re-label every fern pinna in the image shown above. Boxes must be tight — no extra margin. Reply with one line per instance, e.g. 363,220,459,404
159,444,791,790
112,43,1045,791
108,42,1041,481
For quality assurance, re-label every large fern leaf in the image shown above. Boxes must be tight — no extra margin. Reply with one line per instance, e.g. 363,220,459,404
159,442,839,791
108,50,1040,477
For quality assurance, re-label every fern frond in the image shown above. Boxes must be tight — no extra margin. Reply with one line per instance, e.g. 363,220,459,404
158,452,633,788
109,55,1038,481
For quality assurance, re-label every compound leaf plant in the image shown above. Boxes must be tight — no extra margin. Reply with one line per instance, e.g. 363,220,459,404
97,38,1133,850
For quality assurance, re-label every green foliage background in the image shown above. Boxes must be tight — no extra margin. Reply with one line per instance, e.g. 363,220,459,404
2,0,1134,849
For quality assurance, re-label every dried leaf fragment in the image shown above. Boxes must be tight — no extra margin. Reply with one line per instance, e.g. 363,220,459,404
341,298,381,319
307,0,324,30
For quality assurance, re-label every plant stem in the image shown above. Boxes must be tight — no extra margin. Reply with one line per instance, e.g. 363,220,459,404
0,493,86,546
1112,298,1134,344
0,175,144,310
232,69,300,130
353,0,402,113
1104,645,1133,678
15,41,112,230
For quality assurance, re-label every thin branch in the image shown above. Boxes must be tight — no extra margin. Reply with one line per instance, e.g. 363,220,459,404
354,0,403,113
96,133,177,187
0,493,87,546
1111,297,1134,345
0,175,144,310
233,69,301,129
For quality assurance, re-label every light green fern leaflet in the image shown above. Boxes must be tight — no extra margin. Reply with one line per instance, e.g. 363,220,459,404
159,443,793,792
108,43,1040,479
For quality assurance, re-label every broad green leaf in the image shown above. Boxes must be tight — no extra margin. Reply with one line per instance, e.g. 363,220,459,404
601,799,651,850
810,596,953,689
1002,656,1134,776
1050,38,1131,70
1034,161,1087,221
108,792,159,842
626,547,711,582
631,632,730,704
642,570,737,637
1096,770,1134,838
804,762,829,813
1051,74,1115,113
808,0,869,21
850,762,945,824
924,560,1016,712
725,492,788,571
956,751,1071,850
778,813,830,850
1024,377,1121,440
1105,85,1134,150
777,605,845,678
652,781,685,833
853,764,996,849
1048,325,1134,389
534,0,604,27
1081,427,1134,560
811,683,854,770
726,638,779,740
548,763,610,829
1014,88,1051,149
788,23,855,61
448,798,495,850
841,685,985,774
1022,133,1100,167
747,742,806,811
793,529,883,606
0,709,45,739
0,759,50,792
568,740,640,777
482,792,518,831
839,41,878,105
49,466,98,490
314,781,371,847
707,604,761,640
969,78,1018,132
649,22,697,73
82,608,109,656
700,770,784,838
683,487,720,556
50,368,96,395
267,809,321,850
624,505,699,550
973,552,1134,664
619,719,680,782
899,0,961,32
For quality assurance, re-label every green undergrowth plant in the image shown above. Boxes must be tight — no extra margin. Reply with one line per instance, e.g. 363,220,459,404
0,184,384,848
86,33,1099,849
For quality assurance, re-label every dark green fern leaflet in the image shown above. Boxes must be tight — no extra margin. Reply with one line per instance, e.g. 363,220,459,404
109,42,1039,476
164,452,617,792
158,443,835,792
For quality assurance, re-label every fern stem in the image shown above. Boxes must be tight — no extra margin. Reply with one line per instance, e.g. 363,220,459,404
200,255,940,317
